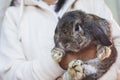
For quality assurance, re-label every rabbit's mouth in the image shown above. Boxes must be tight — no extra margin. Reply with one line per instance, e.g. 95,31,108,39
66,48,80,53
69,48,80,52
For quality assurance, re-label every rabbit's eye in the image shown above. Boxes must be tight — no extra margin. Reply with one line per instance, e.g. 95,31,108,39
75,24,80,31
73,23,84,36
74,23,83,32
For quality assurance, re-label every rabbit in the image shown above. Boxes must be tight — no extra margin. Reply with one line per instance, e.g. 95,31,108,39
51,10,117,80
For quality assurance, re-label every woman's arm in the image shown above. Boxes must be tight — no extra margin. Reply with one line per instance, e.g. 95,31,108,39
0,7,63,80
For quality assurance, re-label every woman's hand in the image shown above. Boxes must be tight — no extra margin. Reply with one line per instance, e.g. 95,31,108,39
56,76,62,80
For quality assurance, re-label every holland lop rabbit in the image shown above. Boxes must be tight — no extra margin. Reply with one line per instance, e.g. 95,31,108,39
52,10,117,80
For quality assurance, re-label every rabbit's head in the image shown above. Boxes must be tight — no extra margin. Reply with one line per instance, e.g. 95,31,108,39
54,10,112,52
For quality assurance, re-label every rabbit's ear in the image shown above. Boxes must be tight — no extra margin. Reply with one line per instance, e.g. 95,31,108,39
90,21,112,46
58,17,61,21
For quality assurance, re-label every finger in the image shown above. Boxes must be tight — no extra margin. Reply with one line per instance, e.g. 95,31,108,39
56,76,62,80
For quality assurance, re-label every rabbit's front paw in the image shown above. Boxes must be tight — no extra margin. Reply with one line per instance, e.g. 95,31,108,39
51,48,64,62
68,60,84,80
97,46,111,61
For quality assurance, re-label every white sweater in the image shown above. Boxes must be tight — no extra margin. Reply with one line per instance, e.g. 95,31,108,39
0,0,120,80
